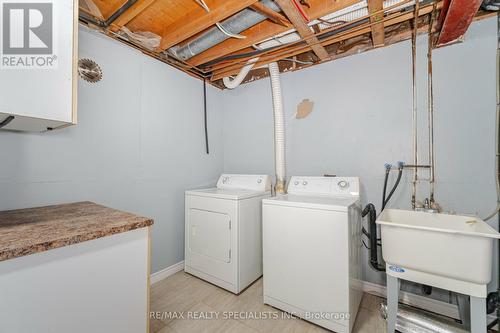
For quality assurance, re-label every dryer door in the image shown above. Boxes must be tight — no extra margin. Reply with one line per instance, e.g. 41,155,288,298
188,209,231,263
185,195,237,286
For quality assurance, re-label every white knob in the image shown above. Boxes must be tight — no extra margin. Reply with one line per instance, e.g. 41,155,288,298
338,180,348,189
294,181,299,185
257,179,262,184
303,181,308,186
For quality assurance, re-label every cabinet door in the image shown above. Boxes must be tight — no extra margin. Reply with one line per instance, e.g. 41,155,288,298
0,0,77,132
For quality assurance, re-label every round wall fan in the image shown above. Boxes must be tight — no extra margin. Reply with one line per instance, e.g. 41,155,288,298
78,58,102,83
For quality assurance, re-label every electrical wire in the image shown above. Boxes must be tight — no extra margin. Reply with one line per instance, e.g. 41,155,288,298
282,58,314,65
291,0,310,22
203,78,209,154
194,0,210,12
215,22,247,39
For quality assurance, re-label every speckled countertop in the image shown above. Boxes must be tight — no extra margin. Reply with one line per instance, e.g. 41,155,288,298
0,201,153,262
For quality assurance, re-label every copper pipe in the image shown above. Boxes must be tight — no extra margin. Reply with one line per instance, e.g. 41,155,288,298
411,0,420,209
428,7,436,204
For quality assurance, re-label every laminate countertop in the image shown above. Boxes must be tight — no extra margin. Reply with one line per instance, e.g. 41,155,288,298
0,201,153,262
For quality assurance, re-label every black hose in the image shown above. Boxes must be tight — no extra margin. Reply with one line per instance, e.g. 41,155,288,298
383,167,403,210
488,318,498,330
382,167,390,209
362,204,385,272
0,115,14,129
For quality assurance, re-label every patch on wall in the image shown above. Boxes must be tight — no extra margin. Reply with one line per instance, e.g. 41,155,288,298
296,99,314,119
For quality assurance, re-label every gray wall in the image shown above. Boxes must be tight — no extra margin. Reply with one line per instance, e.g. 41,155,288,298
0,17,497,296
0,28,224,273
221,17,499,292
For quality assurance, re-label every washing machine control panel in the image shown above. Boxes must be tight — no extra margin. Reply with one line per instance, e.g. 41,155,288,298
287,176,359,196
217,174,271,192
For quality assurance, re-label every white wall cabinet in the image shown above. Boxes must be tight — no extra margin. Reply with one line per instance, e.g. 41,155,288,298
0,0,77,132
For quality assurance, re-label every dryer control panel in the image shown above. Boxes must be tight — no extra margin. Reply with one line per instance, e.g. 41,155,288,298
287,176,359,197
217,174,271,192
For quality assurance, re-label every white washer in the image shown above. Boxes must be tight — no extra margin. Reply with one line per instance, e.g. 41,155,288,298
262,176,363,333
185,174,271,294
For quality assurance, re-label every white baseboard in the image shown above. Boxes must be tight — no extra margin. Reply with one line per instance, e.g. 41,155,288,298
150,261,184,284
360,280,460,319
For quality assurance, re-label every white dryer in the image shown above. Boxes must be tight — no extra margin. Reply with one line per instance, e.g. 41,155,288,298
185,174,271,294
262,176,362,333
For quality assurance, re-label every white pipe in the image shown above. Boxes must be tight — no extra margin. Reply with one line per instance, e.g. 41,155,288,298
222,58,259,89
483,36,500,221
268,62,287,193
215,22,247,39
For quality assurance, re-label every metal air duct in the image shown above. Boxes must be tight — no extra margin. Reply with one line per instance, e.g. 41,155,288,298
169,0,281,61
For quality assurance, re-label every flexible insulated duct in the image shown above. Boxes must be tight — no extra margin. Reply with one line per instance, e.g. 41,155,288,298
268,62,287,193
380,303,468,333
222,58,259,89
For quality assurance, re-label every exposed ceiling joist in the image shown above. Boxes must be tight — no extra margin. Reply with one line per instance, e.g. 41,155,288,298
187,0,361,67
436,0,483,46
243,20,431,85
274,0,330,60
368,0,385,46
211,2,438,80
250,2,292,27
109,0,157,32
79,0,491,88
158,0,259,51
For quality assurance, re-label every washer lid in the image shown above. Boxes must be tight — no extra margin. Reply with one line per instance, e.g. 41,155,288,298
186,188,268,200
262,194,358,212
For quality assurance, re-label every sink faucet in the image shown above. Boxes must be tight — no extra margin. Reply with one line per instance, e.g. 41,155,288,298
415,198,439,213
424,198,430,210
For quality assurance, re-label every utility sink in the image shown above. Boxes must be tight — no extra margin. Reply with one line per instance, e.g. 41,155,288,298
377,209,500,287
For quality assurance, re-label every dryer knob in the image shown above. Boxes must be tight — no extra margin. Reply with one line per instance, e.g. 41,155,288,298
303,181,308,186
257,179,262,184
294,181,299,185
338,180,349,189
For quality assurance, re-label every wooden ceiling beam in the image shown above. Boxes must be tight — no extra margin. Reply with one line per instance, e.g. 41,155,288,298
240,22,430,85
158,0,259,51
274,0,330,60
211,3,438,80
367,0,385,47
109,0,158,32
187,0,360,67
250,2,291,27
436,0,482,46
